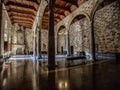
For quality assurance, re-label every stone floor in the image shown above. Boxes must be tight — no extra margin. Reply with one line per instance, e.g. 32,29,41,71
0,55,120,90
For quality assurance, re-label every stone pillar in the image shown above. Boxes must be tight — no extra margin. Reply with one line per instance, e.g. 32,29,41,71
24,28,27,54
33,30,37,58
0,2,4,55
91,20,96,61
48,0,56,69
0,1,3,56
8,27,12,51
57,35,59,54
66,31,70,56
37,27,42,59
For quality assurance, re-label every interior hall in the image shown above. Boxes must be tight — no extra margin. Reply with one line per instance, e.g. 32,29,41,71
0,0,120,90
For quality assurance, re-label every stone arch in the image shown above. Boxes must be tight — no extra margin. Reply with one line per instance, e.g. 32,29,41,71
38,0,48,29
68,13,91,56
57,25,67,54
67,12,90,29
90,0,104,21
56,22,67,33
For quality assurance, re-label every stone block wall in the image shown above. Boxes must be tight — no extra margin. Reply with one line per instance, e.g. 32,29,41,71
94,0,120,53
25,29,33,53
41,29,48,52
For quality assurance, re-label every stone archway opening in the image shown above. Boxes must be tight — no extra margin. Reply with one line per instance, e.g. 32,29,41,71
57,25,67,55
69,14,91,58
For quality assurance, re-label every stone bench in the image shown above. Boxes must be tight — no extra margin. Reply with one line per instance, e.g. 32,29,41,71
66,56,86,61
96,52,120,60
66,52,86,61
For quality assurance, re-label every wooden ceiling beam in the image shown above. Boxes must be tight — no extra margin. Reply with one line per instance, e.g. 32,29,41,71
8,11,35,20
10,16,33,22
44,6,66,16
37,0,41,4
43,15,61,20
8,9,35,16
4,0,39,10
12,20,33,25
3,0,8,4
13,21,32,26
55,4,71,12
44,12,65,18
6,5,36,15
54,11,66,16
62,0,79,7
42,18,58,23
10,16,33,21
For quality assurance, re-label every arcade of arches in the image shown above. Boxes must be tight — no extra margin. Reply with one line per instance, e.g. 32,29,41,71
0,0,120,90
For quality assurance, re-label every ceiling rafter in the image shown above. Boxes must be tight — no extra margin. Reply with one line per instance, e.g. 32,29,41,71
10,14,34,21
12,18,32,23
62,0,79,7
43,14,62,20
14,21,32,25
42,18,59,22
37,0,41,4
54,11,66,16
44,12,65,18
4,0,39,10
55,4,71,12
4,0,41,28
44,6,66,16
10,15,33,21
8,11,35,20
6,5,36,15
13,20,32,25
10,16,33,22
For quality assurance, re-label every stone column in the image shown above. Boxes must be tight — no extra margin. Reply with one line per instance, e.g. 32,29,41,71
8,27,12,51
0,1,3,56
10,28,12,51
57,34,59,54
23,28,27,54
48,0,56,70
91,20,96,61
37,27,42,59
0,2,4,56
66,31,70,56
33,30,37,59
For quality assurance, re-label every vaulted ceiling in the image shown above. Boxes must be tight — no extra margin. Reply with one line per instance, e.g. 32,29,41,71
3,0,87,29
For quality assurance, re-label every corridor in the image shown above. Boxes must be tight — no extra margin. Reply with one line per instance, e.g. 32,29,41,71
0,55,120,90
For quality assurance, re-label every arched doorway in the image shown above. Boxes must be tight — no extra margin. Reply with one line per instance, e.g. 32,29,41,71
57,25,67,54
69,14,91,56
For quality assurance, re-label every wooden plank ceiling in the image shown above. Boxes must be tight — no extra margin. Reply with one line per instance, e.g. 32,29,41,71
4,0,40,28
4,0,86,29
42,0,86,29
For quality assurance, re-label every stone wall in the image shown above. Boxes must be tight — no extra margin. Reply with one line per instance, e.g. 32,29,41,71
94,0,120,53
41,29,48,52
17,31,24,44
25,29,33,53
